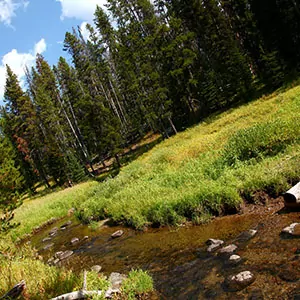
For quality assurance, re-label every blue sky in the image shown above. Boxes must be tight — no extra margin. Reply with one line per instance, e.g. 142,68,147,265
0,0,107,103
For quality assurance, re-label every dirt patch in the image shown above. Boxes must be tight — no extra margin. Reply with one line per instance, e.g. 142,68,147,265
239,192,285,215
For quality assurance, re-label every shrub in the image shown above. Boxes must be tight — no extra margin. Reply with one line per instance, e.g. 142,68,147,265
121,269,154,300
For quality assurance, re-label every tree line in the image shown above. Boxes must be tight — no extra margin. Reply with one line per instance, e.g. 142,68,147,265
1,0,300,202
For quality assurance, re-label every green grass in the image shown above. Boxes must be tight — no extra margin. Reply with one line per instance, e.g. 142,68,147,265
8,84,300,235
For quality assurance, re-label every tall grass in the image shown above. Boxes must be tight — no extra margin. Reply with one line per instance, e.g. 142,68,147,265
8,84,300,234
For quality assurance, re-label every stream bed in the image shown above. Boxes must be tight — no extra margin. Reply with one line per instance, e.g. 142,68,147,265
31,201,300,299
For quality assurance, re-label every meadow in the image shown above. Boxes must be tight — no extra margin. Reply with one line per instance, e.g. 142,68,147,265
9,84,300,237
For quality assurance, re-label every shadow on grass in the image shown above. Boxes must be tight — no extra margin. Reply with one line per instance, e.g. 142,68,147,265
94,135,163,183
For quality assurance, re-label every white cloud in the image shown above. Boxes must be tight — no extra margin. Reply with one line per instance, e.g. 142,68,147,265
34,38,47,55
0,38,47,101
0,0,29,27
56,0,107,21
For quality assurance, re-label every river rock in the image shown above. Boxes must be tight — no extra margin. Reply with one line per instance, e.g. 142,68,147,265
237,230,258,242
49,227,58,237
43,243,54,250
53,258,60,265
91,265,102,273
206,239,224,252
229,254,242,265
225,271,256,291
60,220,72,228
42,237,52,243
71,237,79,245
281,223,300,237
55,251,64,259
219,244,238,255
111,230,124,239
58,250,73,260
108,272,127,289
83,236,89,240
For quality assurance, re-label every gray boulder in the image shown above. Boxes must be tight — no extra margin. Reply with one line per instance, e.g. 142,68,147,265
225,271,255,291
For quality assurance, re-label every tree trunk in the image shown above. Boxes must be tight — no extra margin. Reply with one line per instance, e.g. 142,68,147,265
115,154,121,168
284,182,300,206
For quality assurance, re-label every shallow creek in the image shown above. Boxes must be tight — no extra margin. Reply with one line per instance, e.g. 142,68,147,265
31,205,300,299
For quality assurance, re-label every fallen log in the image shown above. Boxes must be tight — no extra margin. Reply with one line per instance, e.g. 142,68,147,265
51,290,103,300
284,182,300,207
0,280,26,299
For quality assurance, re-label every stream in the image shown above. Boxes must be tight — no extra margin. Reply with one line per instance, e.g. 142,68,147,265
31,200,300,299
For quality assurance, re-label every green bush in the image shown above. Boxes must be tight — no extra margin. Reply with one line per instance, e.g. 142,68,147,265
121,269,154,300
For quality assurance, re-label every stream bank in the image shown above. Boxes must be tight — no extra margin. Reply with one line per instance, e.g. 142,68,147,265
30,196,300,299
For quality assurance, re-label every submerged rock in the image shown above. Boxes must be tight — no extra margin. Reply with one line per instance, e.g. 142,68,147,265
206,239,224,252
108,272,127,289
237,229,258,242
225,271,256,291
42,237,52,243
91,265,102,273
111,230,124,239
43,243,54,250
219,244,238,255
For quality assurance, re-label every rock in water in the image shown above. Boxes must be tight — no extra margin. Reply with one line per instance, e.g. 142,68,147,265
225,271,255,291
49,227,58,237
219,244,238,255
42,237,52,243
43,243,54,250
58,250,73,260
71,237,79,245
281,223,300,237
91,265,102,273
55,251,64,259
108,272,127,289
206,239,224,252
229,254,242,265
60,220,72,228
111,230,124,239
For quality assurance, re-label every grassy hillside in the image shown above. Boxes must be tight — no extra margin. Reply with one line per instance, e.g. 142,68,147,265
11,85,300,237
